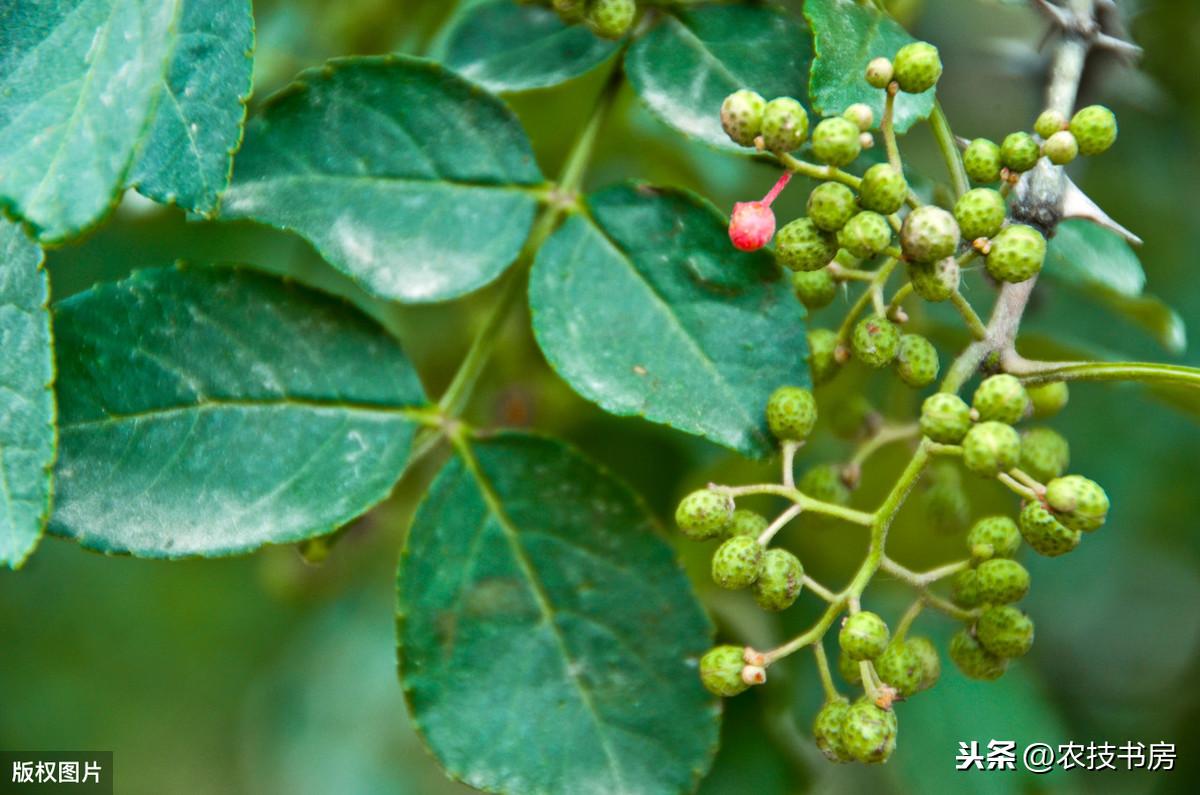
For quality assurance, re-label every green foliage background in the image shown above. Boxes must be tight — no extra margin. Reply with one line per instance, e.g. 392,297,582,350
2,0,1199,792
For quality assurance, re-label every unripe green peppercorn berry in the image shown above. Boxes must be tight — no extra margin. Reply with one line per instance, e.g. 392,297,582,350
675,489,733,539
1034,109,1068,139
839,211,892,258
552,0,586,23
967,515,1022,560
808,182,858,231
813,697,852,763
798,464,851,506
839,611,890,661
1043,130,1078,165
901,205,961,263
976,605,1035,658
843,102,874,131
776,218,837,272
812,117,862,166
852,314,901,367
712,536,764,589
841,699,897,764
1045,475,1109,532
895,333,940,387
975,558,1030,604
986,224,1047,283
766,385,817,441
973,374,1030,424
963,421,1021,477
954,188,1007,241
830,394,877,440
585,0,636,39
859,163,908,215
865,57,894,89
1020,427,1070,483
925,481,971,534
752,548,805,611
964,138,1003,183
726,508,768,539
893,42,942,93
907,636,941,692
951,568,983,608
792,268,837,310
1019,500,1081,557
949,629,1007,680
700,645,749,696
761,97,809,152
909,256,960,302
920,393,972,443
1070,105,1117,156
875,641,924,697
838,650,863,685
1001,131,1040,173
807,328,839,385
720,89,766,147
1027,381,1069,418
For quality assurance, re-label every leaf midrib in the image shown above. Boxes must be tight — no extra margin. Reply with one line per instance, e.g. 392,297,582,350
60,397,428,431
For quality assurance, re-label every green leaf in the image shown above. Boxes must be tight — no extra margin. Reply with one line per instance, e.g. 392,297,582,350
221,56,545,303
804,0,934,134
625,5,811,150
1081,288,1186,354
398,432,717,795
1044,219,1146,297
0,220,55,569
439,0,618,93
49,265,428,558
129,0,255,216
529,184,809,457
0,0,180,242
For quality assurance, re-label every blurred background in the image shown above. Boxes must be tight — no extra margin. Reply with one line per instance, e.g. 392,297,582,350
2,0,1199,792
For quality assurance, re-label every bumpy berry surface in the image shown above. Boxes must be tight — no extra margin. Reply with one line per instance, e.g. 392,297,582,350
1020,428,1069,483
1034,109,1068,139
752,548,805,611
909,256,959,302
839,611,890,661
586,0,636,39
1019,500,1081,557
900,205,960,263
986,224,1046,283
726,508,768,538
776,218,837,271
949,629,1007,680
552,0,586,23
1070,105,1118,156
852,315,901,368
1000,132,1040,172
976,605,1035,658
843,102,874,132
766,385,818,441
839,211,892,258
963,421,1021,477
728,201,776,252
838,650,863,684
792,268,837,310
700,645,749,696
807,328,839,385
676,489,733,539
859,163,908,215
920,393,972,443
975,558,1030,604
1045,475,1109,532
907,636,941,692
967,516,1022,560
1027,381,1069,418
865,57,894,89
712,536,765,589
925,480,970,534
812,117,862,166
813,698,852,763
951,568,982,608
761,97,809,152
799,464,850,506
720,89,766,147
892,42,942,93
953,188,1007,241
895,334,939,387
973,374,1029,424
964,138,1003,183
841,699,897,764
808,182,858,232
875,641,923,697
1043,130,1078,165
